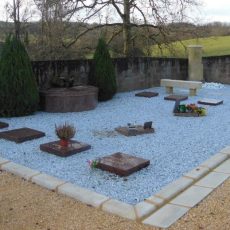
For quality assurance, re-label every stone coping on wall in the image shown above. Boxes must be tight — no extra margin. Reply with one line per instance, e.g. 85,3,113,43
0,146,229,228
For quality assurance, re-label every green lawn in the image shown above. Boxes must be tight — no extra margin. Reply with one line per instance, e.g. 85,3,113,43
150,36,230,58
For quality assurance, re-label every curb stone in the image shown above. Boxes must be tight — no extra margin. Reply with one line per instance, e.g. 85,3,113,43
58,182,109,208
31,173,67,191
0,156,10,166
1,162,40,180
102,199,136,220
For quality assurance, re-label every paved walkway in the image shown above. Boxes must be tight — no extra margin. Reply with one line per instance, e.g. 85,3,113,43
0,171,229,230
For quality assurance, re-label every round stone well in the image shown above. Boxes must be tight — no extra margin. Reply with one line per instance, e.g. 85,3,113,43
40,86,98,112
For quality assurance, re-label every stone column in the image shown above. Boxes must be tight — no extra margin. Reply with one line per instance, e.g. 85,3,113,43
188,45,203,81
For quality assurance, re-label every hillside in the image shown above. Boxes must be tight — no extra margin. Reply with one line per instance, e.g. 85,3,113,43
150,36,230,58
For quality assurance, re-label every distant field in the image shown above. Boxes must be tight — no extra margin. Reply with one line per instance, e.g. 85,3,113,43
150,36,230,58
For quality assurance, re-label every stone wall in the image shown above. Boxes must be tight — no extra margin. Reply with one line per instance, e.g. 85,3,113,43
32,60,91,89
32,55,230,92
203,55,230,84
32,57,188,92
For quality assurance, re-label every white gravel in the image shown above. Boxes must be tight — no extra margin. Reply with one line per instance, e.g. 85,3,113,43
0,84,229,204
202,82,225,89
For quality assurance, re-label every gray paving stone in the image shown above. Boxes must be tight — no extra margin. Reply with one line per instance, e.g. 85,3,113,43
154,177,193,200
135,201,157,219
214,159,230,174
145,195,165,207
142,204,189,228
184,166,210,181
31,173,66,190
58,183,109,208
170,185,213,208
220,146,230,156
195,172,229,188
200,153,228,169
1,162,40,180
102,199,136,220
0,157,10,166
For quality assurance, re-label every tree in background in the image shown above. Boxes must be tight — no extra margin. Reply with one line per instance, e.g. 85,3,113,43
89,38,117,101
0,35,39,117
59,0,200,57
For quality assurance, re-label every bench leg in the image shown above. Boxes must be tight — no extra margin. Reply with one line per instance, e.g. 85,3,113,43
189,88,197,96
166,86,173,94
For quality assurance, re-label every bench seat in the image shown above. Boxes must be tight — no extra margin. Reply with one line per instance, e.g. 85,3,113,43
161,79,202,96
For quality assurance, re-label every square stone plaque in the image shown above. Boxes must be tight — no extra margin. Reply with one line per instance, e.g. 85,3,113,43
97,152,150,176
0,128,45,143
198,98,223,106
0,122,9,129
135,91,159,98
115,125,154,137
40,140,91,157
164,95,188,101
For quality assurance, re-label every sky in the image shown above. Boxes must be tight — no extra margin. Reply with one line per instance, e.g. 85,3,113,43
0,0,230,23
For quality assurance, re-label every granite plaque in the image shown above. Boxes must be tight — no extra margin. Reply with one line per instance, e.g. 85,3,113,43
97,152,150,176
40,140,91,157
0,128,45,143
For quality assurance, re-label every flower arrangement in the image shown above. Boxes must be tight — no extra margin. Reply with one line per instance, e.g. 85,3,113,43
87,159,99,169
55,123,76,147
176,103,206,116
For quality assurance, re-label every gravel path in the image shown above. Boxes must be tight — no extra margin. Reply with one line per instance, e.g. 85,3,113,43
0,85,229,204
0,172,229,230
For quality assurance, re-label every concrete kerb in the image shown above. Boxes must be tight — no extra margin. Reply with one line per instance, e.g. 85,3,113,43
0,146,230,228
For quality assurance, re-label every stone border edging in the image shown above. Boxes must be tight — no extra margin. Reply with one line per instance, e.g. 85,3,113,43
0,146,229,229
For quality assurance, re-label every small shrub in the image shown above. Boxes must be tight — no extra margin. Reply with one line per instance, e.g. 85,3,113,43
89,38,117,101
55,123,76,140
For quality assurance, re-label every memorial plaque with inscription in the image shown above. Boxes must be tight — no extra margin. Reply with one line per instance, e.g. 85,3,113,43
40,140,91,157
0,128,45,143
164,95,188,101
198,98,223,106
135,91,159,98
97,152,150,176
115,125,154,137
0,122,9,129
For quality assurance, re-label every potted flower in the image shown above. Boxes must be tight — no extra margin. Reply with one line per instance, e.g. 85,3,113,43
55,123,76,147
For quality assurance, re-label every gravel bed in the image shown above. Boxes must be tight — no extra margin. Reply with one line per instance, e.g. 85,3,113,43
0,84,229,204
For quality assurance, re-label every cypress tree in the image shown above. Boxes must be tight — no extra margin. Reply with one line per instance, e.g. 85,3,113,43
0,35,39,117
90,38,117,101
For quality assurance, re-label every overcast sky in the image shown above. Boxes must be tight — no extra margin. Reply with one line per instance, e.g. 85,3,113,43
0,0,230,23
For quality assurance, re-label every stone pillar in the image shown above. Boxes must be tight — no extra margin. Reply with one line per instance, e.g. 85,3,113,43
188,45,203,81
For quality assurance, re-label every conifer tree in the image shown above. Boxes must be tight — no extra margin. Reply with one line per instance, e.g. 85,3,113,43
90,38,117,101
0,35,39,117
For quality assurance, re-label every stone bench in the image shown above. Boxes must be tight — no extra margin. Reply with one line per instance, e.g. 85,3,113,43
161,79,202,96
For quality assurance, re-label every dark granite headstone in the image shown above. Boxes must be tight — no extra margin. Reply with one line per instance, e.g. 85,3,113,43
198,98,223,106
0,122,9,129
135,91,159,98
40,140,91,157
115,125,154,137
97,152,150,176
164,95,188,101
0,128,45,143
144,121,152,129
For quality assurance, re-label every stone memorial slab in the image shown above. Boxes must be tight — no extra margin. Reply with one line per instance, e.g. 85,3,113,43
135,91,159,98
174,112,199,117
164,95,188,101
115,125,154,137
40,140,91,157
0,128,45,143
97,152,150,176
0,122,9,129
198,98,223,106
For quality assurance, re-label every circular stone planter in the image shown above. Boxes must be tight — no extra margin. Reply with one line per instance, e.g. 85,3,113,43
40,86,98,112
